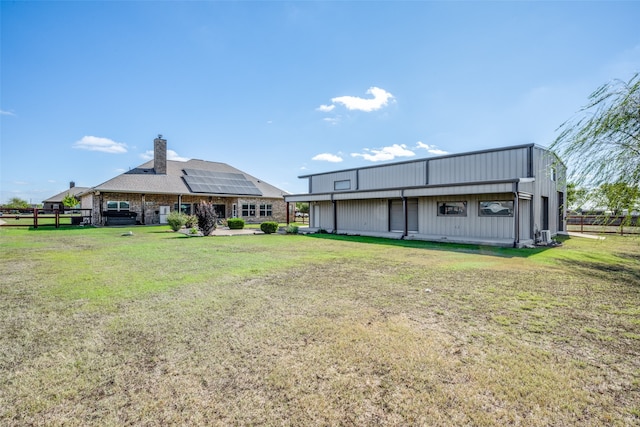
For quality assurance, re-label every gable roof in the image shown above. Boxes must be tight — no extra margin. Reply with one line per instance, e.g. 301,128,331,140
43,186,90,203
91,159,287,198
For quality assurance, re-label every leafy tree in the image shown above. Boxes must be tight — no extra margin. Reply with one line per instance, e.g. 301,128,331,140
566,182,590,212
594,182,639,216
551,73,640,188
296,202,309,214
196,201,218,236
62,193,79,208
5,197,30,209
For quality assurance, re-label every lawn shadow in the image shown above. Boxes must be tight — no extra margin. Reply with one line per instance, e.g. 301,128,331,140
304,233,558,259
556,258,640,287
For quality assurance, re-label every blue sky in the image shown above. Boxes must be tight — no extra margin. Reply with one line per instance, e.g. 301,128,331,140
2,1,639,204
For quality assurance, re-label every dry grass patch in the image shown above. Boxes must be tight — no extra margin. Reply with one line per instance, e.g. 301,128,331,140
0,227,638,425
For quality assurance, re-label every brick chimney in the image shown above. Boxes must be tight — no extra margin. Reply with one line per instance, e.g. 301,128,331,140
154,135,167,175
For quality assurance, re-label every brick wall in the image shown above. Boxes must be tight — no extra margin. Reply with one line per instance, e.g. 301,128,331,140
90,192,286,225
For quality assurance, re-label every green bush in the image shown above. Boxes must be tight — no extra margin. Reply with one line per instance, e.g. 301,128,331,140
260,221,279,234
227,218,245,229
285,224,299,234
184,215,198,228
167,211,187,232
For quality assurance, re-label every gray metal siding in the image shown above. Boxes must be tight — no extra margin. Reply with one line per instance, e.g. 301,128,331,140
310,201,334,231
336,199,388,232
358,161,427,190
404,182,514,197
333,190,402,200
418,193,515,239
389,200,403,232
428,147,530,185
532,147,566,234
519,199,532,241
407,198,418,232
310,170,358,194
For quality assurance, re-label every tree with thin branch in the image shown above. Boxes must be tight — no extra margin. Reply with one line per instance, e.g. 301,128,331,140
551,73,640,188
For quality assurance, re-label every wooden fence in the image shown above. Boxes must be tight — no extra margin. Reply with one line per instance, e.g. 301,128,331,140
0,208,92,228
566,215,639,236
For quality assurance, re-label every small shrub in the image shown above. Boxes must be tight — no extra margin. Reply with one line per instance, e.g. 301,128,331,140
285,224,299,234
189,227,199,235
184,215,198,228
260,221,279,234
227,218,245,229
196,201,218,236
167,211,187,232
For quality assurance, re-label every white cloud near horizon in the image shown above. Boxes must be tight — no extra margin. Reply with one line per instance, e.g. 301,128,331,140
317,86,394,114
415,141,449,156
351,144,415,162
141,149,190,162
312,153,343,162
73,136,127,154
332,87,394,112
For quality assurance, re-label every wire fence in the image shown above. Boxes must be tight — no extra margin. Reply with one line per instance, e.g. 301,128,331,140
0,208,92,228
566,215,640,236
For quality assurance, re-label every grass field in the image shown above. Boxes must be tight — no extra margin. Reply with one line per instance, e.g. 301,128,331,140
1,226,639,426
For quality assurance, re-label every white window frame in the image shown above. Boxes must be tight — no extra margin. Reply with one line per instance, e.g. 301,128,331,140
242,203,256,217
107,201,130,211
259,204,272,216
334,179,351,191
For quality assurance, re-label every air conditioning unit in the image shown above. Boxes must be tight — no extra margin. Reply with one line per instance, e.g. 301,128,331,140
540,230,551,244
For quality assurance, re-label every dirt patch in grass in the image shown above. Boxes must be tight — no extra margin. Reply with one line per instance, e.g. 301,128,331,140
1,228,638,425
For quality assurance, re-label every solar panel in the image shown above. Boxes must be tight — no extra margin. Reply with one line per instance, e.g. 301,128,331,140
183,169,262,196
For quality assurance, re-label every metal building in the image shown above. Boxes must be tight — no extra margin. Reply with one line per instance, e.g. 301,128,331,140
285,144,567,247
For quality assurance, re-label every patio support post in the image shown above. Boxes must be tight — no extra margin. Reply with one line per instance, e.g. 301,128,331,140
286,202,290,225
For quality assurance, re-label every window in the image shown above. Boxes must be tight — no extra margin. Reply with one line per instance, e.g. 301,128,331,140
259,204,272,216
334,179,351,191
174,203,192,215
437,201,467,217
242,203,256,217
479,201,514,217
107,201,130,211
232,204,237,218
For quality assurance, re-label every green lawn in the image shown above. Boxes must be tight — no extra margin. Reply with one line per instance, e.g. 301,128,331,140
1,226,639,426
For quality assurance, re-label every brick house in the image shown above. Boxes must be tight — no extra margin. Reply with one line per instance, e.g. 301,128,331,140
79,136,288,226
42,182,89,211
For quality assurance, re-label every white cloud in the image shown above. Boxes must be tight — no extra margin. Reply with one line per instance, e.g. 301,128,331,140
415,141,449,156
0,109,16,116
312,153,343,162
323,117,340,125
331,87,394,112
351,144,415,162
316,104,335,112
140,149,190,162
73,136,127,154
